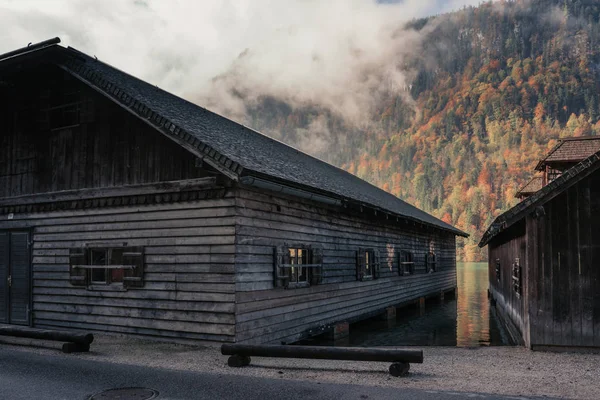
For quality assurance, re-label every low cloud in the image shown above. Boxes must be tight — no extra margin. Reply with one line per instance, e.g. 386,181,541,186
0,0,488,153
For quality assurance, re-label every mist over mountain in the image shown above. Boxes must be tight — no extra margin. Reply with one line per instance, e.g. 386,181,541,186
204,0,600,261
2,0,599,261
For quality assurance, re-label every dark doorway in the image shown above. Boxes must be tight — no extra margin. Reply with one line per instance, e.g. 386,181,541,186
0,231,32,325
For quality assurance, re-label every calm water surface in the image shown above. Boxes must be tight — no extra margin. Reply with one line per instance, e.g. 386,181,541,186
302,262,510,347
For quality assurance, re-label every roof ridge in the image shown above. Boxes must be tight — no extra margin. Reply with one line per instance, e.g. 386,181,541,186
559,135,600,141
0,37,61,62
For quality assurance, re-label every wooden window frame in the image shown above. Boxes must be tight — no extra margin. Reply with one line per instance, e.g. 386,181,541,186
512,258,522,296
356,248,380,281
425,252,437,273
399,250,414,276
495,258,501,283
69,246,144,290
287,247,310,288
40,88,83,131
274,245,323,289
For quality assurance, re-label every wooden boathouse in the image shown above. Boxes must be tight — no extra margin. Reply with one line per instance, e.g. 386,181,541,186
480,136,600,350
0,39,466,344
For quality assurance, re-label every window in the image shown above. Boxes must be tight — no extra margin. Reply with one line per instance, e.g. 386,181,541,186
425,252,436,273
69,246,144,289
512,258,522,296
356,248,380,281
274,245,323,289
40,89,82,131
495,258,501,282
399,250,414,276
289,248,309,285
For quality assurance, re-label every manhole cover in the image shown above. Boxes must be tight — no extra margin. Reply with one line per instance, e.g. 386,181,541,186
89,387,159,400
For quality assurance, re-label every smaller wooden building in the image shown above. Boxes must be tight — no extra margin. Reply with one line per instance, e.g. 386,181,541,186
480,137,600,350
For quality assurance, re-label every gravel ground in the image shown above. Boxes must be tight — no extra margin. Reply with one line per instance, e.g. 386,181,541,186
1,335,599,399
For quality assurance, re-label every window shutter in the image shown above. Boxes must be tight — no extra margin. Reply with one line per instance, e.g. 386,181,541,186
310,247,323,285
274,246,289,288
356,248,365,281
373,250,381,279
123,247,144,288
69,248,88,286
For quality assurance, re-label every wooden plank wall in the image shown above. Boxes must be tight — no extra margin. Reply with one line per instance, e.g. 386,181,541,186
0,66,207,198
487,221,527,344
0,197,237,342
527,171,600,348
234,187,457,344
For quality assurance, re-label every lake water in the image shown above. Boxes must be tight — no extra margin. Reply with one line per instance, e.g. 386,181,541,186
301,262,511,347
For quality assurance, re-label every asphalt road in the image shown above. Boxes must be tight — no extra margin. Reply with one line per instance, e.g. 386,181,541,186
0,346,548,400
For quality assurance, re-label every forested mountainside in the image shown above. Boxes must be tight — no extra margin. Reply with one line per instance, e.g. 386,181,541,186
232,0,600,261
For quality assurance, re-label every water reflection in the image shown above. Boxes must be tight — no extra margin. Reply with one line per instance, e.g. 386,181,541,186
300,263,510,347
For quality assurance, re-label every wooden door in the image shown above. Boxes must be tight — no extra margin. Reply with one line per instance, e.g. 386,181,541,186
0,231,31,325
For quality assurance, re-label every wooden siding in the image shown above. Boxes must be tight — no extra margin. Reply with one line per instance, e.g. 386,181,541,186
489,169,600,349
234,187,457,344
487,221,527,344
0,65,207,198
527,172,600,348
0,197,237,342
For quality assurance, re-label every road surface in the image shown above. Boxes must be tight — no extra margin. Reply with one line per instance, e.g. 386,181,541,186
0,346,550,400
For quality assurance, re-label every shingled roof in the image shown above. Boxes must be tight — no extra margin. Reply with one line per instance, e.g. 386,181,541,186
0,39,467,237
515,176,543,198
535,136,600,171
480,149,600,247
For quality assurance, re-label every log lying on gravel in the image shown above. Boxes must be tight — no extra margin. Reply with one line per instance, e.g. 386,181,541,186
221,344,422,377
0,324,93,353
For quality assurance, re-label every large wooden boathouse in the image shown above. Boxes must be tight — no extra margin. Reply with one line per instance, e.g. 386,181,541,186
0,39,466,344
480,136,600,350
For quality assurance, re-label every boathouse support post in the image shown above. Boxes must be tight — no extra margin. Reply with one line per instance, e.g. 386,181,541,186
332,321,350,341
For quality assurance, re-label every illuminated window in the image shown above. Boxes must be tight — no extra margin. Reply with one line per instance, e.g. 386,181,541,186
356,248,379,281
289,247,309,285
274,245,323,289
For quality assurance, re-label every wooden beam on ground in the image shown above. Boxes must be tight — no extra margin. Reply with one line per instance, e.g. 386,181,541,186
0,324,93,345
221,344,422,377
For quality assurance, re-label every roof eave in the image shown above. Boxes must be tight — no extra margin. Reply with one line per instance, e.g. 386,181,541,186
242,170,469,237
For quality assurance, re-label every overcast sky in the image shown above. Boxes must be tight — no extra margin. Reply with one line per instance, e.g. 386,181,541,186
0,0,488,121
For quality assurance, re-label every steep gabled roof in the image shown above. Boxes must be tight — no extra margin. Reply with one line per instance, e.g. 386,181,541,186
535,136,600,171
0,39,467,237
515,176,543,198
480,149,600,247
